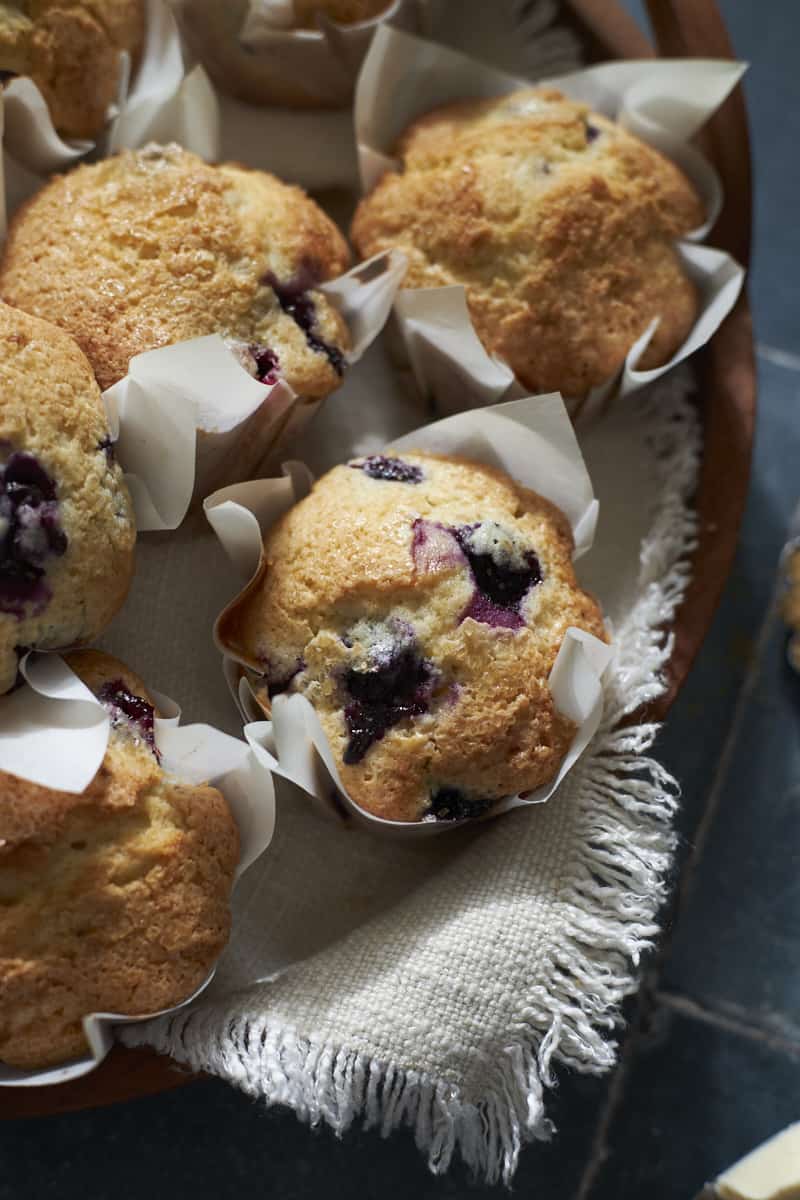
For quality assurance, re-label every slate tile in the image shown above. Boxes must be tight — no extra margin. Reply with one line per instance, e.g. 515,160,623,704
585,1005,800,1200
0,1068,611,1200
660,610,800,1037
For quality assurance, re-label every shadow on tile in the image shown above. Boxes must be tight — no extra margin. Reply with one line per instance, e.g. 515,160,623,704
0,1065,613,1200
584,1005,800,1200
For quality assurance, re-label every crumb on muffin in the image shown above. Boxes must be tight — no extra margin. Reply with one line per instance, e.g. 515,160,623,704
351,87,705,399
0,649,239,1070
220,451,607,822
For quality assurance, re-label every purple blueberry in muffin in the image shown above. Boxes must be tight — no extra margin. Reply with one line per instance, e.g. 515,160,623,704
340,625,433,764
425,787,494,822
412,518,542,629
351,455,423,484
264,264,346,377
98,678,159,759
0,452,68,618
249,344,281,385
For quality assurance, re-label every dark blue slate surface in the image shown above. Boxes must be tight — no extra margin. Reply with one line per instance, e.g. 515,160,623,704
586,1008,800,1200
2,2,798,1197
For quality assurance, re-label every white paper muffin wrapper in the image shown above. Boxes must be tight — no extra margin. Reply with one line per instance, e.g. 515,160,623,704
238,0,419,107
0,654,276,1087
205,392,611,837
0,0,218,222
99,249,406,531
355,26,746,418
180,0,417,191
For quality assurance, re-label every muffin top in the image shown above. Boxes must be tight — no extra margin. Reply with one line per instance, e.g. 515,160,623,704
0,649,240,1070
220,451,606,822
351,87,705,399
0,1,145,139
0,302,135,695
0,143,352,395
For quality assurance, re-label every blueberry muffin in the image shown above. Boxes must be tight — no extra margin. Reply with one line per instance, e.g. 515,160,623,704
0,1,145,140
220,451,606,823
170,0,393,109
0,303,135,695
0,650,240,1070
0,144,352,395
351,88,705,399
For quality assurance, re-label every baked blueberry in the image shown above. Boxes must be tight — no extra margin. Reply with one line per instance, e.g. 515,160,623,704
351,455,423,484
98,678,158,758
453,522,542,628
264,265,346,377
249,345,281,385
425,787,494,822
0,453,67,619
342,642,432,764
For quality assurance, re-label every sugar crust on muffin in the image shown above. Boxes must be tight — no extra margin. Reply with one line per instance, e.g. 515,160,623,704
0,1,145,139
0,302,135,695
351,87,705,399
220,451,606,822
0,144,352,395
0,649,239,1070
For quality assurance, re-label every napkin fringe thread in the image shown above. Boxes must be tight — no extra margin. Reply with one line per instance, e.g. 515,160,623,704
124,379,701,1185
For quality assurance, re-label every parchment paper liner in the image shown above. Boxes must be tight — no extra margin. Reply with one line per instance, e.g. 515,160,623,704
355,26,746,420
205,392,612,838
0,0,219,223
0,653,276,1087
175,0,418,109
98,249,406,531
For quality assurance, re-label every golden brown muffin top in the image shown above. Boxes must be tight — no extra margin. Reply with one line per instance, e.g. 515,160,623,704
221,450,606,822
352,87,705,399
0,1,145,139
0,649,239,1070
0,143,352,395
0,302,135,694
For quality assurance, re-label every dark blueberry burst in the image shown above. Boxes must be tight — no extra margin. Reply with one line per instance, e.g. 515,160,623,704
351,455,423,484
342,644,432,765
453,525,542,629
98,679,159,758
425,788,494,822
0,453,68,619
264,261,346,376
249,344,281,385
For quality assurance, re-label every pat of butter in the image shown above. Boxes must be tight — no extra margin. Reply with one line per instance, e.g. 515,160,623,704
712,1123,800,1200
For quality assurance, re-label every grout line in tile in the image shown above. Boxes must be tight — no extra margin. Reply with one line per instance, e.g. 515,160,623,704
655,990,800,1057
573,997,649,1200
757,343,800,372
